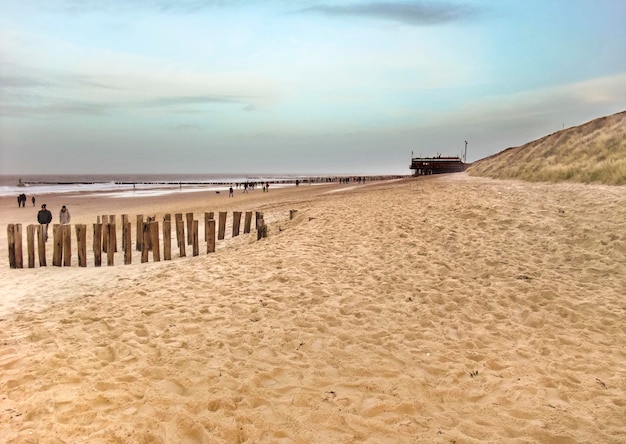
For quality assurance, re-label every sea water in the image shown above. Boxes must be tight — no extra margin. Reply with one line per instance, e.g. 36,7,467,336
0,173,313,198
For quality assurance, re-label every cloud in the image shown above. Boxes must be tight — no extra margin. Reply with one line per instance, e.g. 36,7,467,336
0,92,254,118
297,1,482,26
144,95,248,107
0,99,112,117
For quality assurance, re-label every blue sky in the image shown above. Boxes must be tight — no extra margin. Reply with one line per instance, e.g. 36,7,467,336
1,0,625,175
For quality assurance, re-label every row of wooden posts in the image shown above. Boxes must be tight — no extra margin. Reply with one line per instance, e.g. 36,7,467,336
7,211,268,269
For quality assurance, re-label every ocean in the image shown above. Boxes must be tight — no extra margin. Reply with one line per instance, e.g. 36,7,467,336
0,173,316,198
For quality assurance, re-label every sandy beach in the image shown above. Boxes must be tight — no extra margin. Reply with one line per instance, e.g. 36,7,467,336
1,174,625,443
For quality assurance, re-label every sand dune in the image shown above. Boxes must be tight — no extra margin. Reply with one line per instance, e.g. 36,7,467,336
1,175,625,443
467,110,626,185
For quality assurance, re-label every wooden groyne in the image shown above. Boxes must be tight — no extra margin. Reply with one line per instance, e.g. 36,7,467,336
6,210,268,269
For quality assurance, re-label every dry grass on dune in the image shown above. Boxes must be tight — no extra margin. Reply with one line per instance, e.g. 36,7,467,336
467,110,626,185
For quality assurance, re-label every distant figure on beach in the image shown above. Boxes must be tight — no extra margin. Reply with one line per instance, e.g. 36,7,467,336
265,182,270,192
37,204,53,241
229,187,234,197
59,205,71,224
31,196,36,207
17,193,27,207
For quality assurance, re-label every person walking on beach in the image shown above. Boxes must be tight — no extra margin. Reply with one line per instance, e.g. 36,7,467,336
37,204,53,241
31,196,36,207
229,186,234,197
59,205,71,224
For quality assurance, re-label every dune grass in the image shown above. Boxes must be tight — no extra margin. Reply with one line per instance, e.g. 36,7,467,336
467,111,626,185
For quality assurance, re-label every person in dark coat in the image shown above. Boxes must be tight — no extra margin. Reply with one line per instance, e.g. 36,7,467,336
37,204,53,241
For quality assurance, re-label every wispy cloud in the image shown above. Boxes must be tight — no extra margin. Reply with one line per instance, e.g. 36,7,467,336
297,2,482,26
0,92,254,118
144,95,248,107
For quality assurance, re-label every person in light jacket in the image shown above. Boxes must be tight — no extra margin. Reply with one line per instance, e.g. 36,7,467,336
59,205,71,224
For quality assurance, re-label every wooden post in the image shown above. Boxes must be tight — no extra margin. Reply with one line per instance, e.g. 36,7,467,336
7,224,16,268
186,212,194,245
123,222,132,265
121,214,128,250
255,211,263,229
93,223,102,267
257,218,267,240
141,223,150,263
163,217,172,260
176,219,186,257
76,224,87,267
63,224,72,267
244,211,253,234
150,220,160,262
136,215,143,251
145,216,154,250
107,223,115,266
52,224,62,266
232,211,242,237
192,220,199,256
27,225,36,268
204,212,214,241
109,215,118,252
218,211,227,240
207,219,216,253
38,225,47,267
290,209,297,220
175,213,183,248
13,224,23,268
102,215,109,252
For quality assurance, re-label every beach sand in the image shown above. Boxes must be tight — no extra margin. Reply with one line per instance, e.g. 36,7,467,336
1,174,625,443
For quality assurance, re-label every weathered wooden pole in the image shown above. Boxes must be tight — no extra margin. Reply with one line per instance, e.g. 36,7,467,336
107,223,115,266
145,216,154,250
121,214,128,250
141,222,150,263
93,223,102,267
52,224,63,266
136,214,143,251
186,212,194,245
76,224,87,267
218,211,227,240
7,224,18,268
244,211,253,234
109,215,118,252
62,224,72,267
27,224,36,268
163,216,172,260
102,215,109,252
123,222,132,265
204,212,214,241
192,220,199,256
150,220,160,262
255,211,263,229
257,218,267,240
207,219,216,253
176,219,186,257
290,209,298,220
37,225,47,267
175,213,183,248
7,224,15,268
232,211,242,237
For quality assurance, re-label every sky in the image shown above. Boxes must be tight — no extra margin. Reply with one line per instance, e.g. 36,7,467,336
1,0,625,175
